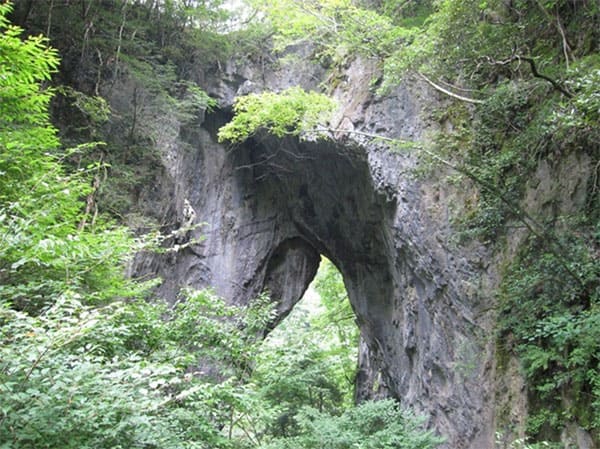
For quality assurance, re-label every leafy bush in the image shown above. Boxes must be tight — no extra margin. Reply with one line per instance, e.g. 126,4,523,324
500,228,600,434
260,399,444,449
218,87,336,143
250,0,414,59
0,290,275,449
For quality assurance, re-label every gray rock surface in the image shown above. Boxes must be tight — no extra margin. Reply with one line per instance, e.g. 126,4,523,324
127,53,595,449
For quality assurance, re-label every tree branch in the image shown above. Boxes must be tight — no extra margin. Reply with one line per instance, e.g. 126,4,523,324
486,55,573,98
519,56,573,98
417,72,485,104
533,0,573,68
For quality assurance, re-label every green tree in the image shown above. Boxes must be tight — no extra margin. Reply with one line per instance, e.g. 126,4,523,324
313,258,358,351
500,230,600,435
248,0,419,67
246,287,355,439
0,2,142,311
218,87,336,143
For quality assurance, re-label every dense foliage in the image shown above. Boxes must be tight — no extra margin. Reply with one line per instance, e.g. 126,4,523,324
218,87,336,143
0,290,273,449
249,0,420,67
500,230,600,436
1,9,259,447
251,259,358,437
261,399,443,449
0,1,141,312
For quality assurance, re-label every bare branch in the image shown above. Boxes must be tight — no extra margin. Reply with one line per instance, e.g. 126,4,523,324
555,10,573,69
533,0,573,68
417,72,485,104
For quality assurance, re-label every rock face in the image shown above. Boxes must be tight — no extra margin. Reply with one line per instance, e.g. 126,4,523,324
128,56,593,448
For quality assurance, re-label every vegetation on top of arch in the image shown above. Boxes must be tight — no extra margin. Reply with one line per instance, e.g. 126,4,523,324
217,87,337,143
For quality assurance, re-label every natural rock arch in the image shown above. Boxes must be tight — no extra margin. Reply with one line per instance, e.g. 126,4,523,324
239,134,399,401
133,108,496,449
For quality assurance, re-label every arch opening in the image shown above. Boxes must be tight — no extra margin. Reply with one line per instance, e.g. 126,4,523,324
135,124,402,406
262,257,360,410
243,134,398,403
131,108,495,449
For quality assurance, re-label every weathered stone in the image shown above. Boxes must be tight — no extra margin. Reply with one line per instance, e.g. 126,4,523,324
127,52,595,449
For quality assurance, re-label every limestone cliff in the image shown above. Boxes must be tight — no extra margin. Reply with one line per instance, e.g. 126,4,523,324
101,47,594,449
122,52,496,449
10,1,598,447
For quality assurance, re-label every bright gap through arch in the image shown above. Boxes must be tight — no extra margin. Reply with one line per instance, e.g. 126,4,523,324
253,256,360,429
